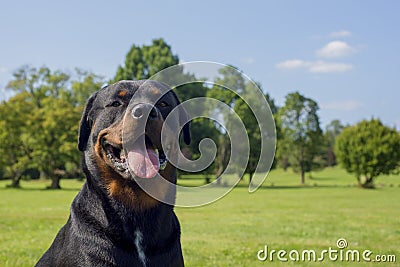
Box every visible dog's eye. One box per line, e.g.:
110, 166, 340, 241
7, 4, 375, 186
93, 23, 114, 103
108, 101, 122, 107
158, 101, 169, 108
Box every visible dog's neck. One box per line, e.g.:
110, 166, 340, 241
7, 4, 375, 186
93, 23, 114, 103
73, 178, 178, 246
77, 154, 179, 247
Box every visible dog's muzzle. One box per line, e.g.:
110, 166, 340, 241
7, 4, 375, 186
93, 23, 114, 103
123, 103, 169, 179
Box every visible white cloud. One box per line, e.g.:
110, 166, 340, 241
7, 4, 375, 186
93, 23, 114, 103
276, 59, 305, 69
322, 100, 363, 111
329, 30, 352, 38
316, 41, 356, 58
308, 61, 353, 73
276, 59, 353, 73
277, 36, 356, 74
0, 67, 7, 73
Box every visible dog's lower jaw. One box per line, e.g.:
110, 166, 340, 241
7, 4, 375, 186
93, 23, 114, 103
102, 141, 170, 179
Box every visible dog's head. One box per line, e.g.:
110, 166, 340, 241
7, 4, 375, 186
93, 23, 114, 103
78, 80, 190, 209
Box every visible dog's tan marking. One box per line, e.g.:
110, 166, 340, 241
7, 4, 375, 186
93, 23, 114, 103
118, 90, 128, 97
151, 88, 161, 96
105, 178, 161, 211
94, 124, 170, 211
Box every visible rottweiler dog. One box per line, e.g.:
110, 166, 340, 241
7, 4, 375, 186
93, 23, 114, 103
36, 80, 190, 267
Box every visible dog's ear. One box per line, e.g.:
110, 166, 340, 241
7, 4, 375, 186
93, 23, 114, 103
78, 92, 98, 151
171, 91, 191, 145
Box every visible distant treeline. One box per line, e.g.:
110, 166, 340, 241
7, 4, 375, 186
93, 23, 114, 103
1, 38, 399, 189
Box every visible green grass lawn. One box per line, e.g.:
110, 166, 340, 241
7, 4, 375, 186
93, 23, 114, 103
0, 168, 399, 266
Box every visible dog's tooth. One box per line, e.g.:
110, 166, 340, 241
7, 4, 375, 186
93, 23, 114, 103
160, 160, 168, 170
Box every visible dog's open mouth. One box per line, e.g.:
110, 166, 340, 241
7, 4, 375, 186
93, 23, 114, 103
101, 135, 168, 179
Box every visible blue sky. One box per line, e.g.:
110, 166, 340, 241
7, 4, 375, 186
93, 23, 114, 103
1, 0, 399, 129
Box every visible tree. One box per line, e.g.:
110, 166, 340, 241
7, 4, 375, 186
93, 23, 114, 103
6, 65, 68, 108
207, 65, 276, 183
335, 119, 400, 188
70, 69, 104, 107
113, 39, 229, 182
207, 66, 245, 180
172, 79, 219, 182
234, 97, 260, 181
234, 83, 278, 182
323, 119, 344, 167
6, 66, 73, 188
0, 93, 35, 187
29, 96, 81, 189
184, 118, 220, 182
277, 92, 323, 184
4, 66, 104, 189
113, 38, 179, 81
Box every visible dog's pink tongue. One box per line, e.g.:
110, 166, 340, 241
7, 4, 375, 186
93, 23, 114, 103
127, 148, 160, 178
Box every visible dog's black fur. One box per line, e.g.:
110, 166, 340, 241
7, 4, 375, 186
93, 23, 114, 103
36, 80, 190, 267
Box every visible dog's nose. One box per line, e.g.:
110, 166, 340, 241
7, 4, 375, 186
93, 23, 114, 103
131, 103, 159, 120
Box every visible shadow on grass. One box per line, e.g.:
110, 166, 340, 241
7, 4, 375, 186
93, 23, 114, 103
0, 180, 84, 192
3, 179, 396, 192
233, 183, 359, 190
1, 186, 82, 191
308, 176, 336, 181
176, 180, 361, 190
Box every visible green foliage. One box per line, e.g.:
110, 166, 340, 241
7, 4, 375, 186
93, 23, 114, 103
113, 38, 179, 81
2, 66, 104, 188
234, 83, 277, 179
207, 66, 277, 180
70, 68, 104, 106
6, 65, 70, 108
323, 119, 345, 167
335, 118, 400, 187
28, 97, 82, 188
206, 66, 243, 178
182, 118, 221, 177
277, 92, 323, 183
4, 39, 397, 193
174, 82, 218, 178
0, 93, 36, 187
110, 42, 281, 182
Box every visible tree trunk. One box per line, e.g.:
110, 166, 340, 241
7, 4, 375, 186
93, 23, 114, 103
301, 170, 305, 185
48, 175, 61, 189
10, 177, 21, 188
215, 136, 229, 186
7, 174, 22, 188
362, 177, 375, 189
